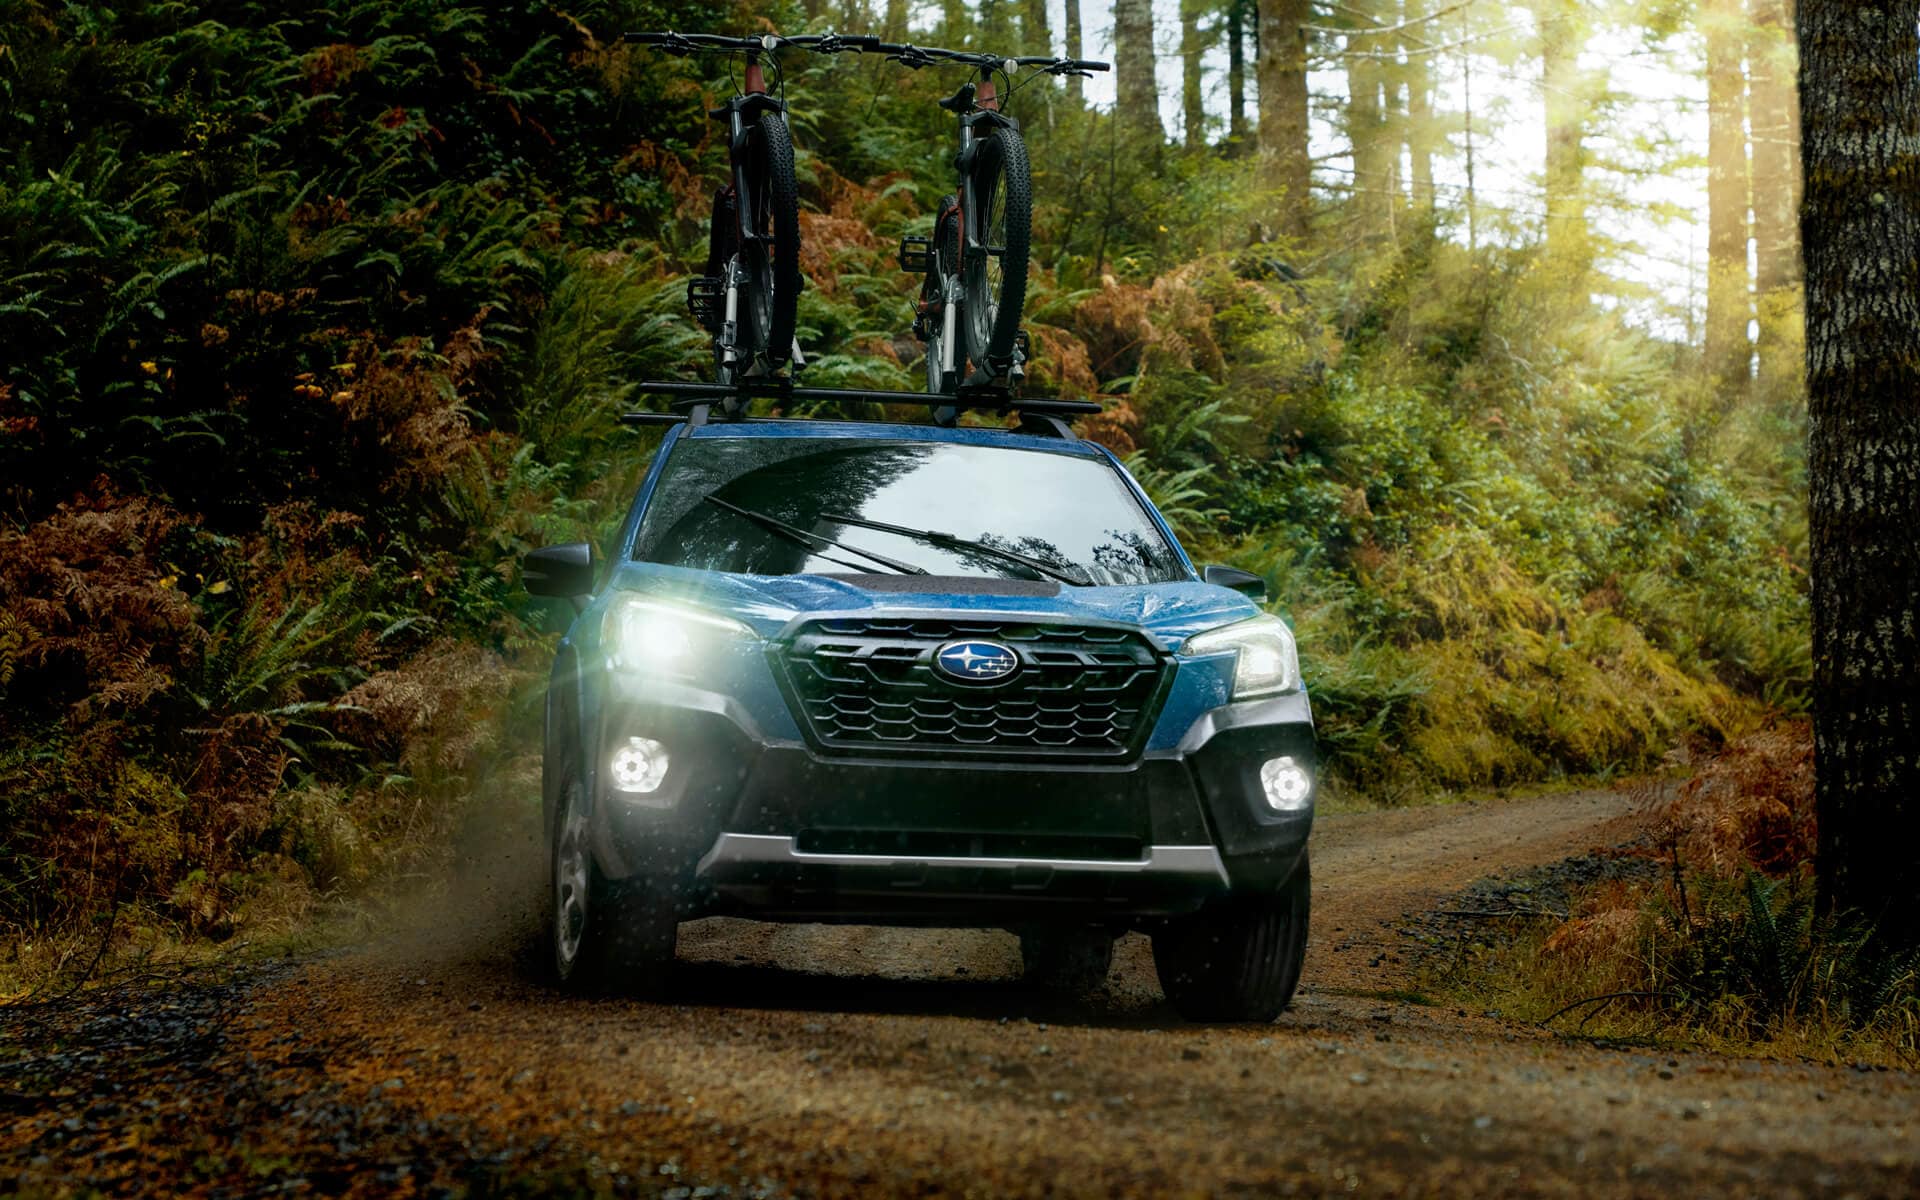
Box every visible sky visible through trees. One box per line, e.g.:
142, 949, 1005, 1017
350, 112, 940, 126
935, 0, 1777, 337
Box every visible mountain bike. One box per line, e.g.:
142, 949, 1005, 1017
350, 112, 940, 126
806, 40, 1107, 397
625, 31, 803, 387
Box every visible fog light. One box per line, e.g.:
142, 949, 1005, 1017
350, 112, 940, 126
1260, 755, 1312, 810
609, 737, 670, 794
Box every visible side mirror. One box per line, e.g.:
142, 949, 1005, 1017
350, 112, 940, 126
524, 542, 597, 605
1203, 564, 1268, 603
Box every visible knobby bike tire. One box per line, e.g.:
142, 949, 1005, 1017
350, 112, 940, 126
737, 110, 802, 373
961, 126, 1031, 373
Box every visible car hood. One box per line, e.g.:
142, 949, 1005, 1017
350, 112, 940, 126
605, 563, 1262, 648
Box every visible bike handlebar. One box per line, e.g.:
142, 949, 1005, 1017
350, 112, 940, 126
1012, 55, 1112, 73
623, 31, 787, 56
796, 35, 1110, 76
783, 33, 873, 52
626, 30, 1112, 77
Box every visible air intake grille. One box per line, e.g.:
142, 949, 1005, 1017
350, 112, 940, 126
777, 618, 1168, 760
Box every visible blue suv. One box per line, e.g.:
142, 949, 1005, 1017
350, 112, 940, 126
524, 413, 1317, 1022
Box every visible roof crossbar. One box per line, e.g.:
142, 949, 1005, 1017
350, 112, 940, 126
629, 379, 1098, 414
618, 379, 1102, 438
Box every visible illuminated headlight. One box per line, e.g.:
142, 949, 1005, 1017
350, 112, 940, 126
610, 736, 670, 794
1181, 613, 1301, 699
603, 597, 754, 675
1260, 755, 1313, 810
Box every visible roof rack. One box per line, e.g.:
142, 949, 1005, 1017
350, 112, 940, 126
619, 380, 1101, 440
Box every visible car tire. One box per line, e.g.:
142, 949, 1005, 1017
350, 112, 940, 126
550, 767, 677, 994
1152, 854, 1310, 1023
1019, 926, 1116, 993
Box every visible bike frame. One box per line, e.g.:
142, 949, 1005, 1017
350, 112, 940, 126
933, 71, 1020, 383
710, 60, 786, 375
809, 38, 1103, 391
627, 32, 799, 380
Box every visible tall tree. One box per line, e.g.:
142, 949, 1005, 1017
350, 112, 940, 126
1534, 0, 1592, 279
839, 0, 872, 34
1257, 0, 1312, 237
1114, 0, 1165, 144
1182, 0, 1208, 149
1228, 0, 1250, 151
943, 0, 969, 45
1344, 3, 1394, 230
1460, 7, 1479, 248
884, 0, 908, 41
979, 0, 1015, 49
1705, 0, 1752, 398
1023, 0, 1052, 55
1065, 0, 1085, 101
1802, 0, 1920, 935
1749, 0, 1801, 398
1403, 0, 1435, 215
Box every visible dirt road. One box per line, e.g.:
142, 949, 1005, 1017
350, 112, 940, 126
6, 790, 1917, 1197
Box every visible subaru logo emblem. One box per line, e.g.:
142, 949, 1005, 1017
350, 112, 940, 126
934, 639, 1019, 682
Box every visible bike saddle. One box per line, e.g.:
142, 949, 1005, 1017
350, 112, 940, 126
936, 83, 975, 113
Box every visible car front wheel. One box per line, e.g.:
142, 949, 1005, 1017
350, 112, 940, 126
1018, 926, 1116, 994
1152, 854, 1310, 1023
550, 768, 677, 993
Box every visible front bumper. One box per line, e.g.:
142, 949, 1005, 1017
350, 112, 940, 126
584, 676, 1316, 925
694, 834, 1230, 922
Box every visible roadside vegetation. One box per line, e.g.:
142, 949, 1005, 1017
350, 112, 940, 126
1, 0, 1808, 995
1423, 724, 1919, 1064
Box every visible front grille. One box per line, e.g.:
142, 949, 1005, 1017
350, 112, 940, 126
776, 618, 1168, 761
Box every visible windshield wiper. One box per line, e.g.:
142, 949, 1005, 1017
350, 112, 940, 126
703, 494, 929, 577
818, 512, 1089, 586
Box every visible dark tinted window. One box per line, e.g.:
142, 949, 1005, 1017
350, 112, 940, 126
631, 437, 1186, 586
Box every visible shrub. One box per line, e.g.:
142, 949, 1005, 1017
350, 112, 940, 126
1436, 727, 1917, 1062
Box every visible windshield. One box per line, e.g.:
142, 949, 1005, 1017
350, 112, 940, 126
630, 436, 1187, 586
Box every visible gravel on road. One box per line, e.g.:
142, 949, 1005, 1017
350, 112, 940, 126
4, 789, 1915, 1197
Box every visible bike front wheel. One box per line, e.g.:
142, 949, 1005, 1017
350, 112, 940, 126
736, 109, 801, 374
960, 126, 1032, 377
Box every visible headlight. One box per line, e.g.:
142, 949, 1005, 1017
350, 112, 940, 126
603, 597, 754, 675
1181, 613, 1301, 699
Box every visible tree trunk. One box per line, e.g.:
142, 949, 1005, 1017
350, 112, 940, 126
1228, 0, 1249, 151
1023, 0, 1052, 56
1801, 0, 1920, 937
1182, 0, 1207, 149
1254, 0, 1310, 237
1344, 4, 1393, 231
1535, 0, 1591, 279
943, 0, 968, 45
884, 0, 909, 41
979, 0, 1015, 50
1461, 11, 1477, 248
1114, 0, 1165, 145
1382, 36, 1404, 203
1705, 0, 1752, 400
1404, 0, 1434, 215
1750, 0, 1802, 400
1065, 0, 1085, 102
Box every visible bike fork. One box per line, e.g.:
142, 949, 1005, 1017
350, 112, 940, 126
941, 276, 959, 379
720, 260, 742, 374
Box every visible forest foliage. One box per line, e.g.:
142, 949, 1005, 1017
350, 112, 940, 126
0, 0, 1807, 948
